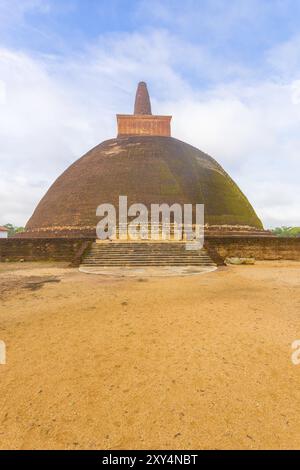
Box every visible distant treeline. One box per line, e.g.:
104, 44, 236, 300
271, 226, 300, 237
4, 224, 25, 237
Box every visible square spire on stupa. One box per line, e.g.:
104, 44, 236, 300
117, 82, 172, 137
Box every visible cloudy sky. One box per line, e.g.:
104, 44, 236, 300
0, 0, 300, 228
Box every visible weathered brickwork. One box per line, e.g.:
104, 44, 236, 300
0, 238, 94, 263
23, 136, 263, 237
0, 237, 299, 265
134, 82, 152, 115
22, 81, 264, 238
117, 115, 171, 137
205, 236, 300, 262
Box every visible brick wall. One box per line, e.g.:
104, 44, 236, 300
0, 238, 94, 263
205, 236, 300, 262
0, 237, 299, 265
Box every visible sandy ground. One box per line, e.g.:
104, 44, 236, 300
0, 260, 300, 450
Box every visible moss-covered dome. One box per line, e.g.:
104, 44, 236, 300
24, 135, 263, 237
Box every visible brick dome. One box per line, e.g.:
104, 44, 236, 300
24, 135, 263, 237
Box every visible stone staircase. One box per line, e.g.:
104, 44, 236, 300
80, 242, 217, 268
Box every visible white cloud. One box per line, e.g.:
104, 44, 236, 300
160, 77, 300, 227
267, 34, 300, 78
0, 78, 6, 104
0, 30, 299, 228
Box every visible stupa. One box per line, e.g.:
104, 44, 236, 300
22, 82, 263, 238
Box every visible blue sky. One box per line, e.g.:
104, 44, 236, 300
2, 1, 300, 61
1, 0, 300, 227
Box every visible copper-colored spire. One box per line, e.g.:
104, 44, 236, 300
134, 81, 152, 115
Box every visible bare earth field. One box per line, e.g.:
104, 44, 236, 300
0, 261, 300, 450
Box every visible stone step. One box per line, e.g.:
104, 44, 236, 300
82, 259, 215, 262
80, 263, 216, 268
84, 259, 213, 264
87, 249, 211, 253
85, 253, 210, 259
84, 253, 212, 258
80, 242, 216, 269
82, 260, 215, 263
81, 260, 216, 266
89, 250, 205, 253
91, 243, 202, 248
83, 257, 214, 262
89, 247, 204, 252
89, 246, 206, 250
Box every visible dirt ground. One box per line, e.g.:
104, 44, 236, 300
0, 260, 300, 450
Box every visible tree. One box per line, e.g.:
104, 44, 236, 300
4, 224, 25, 237
271, 226, 300, 237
